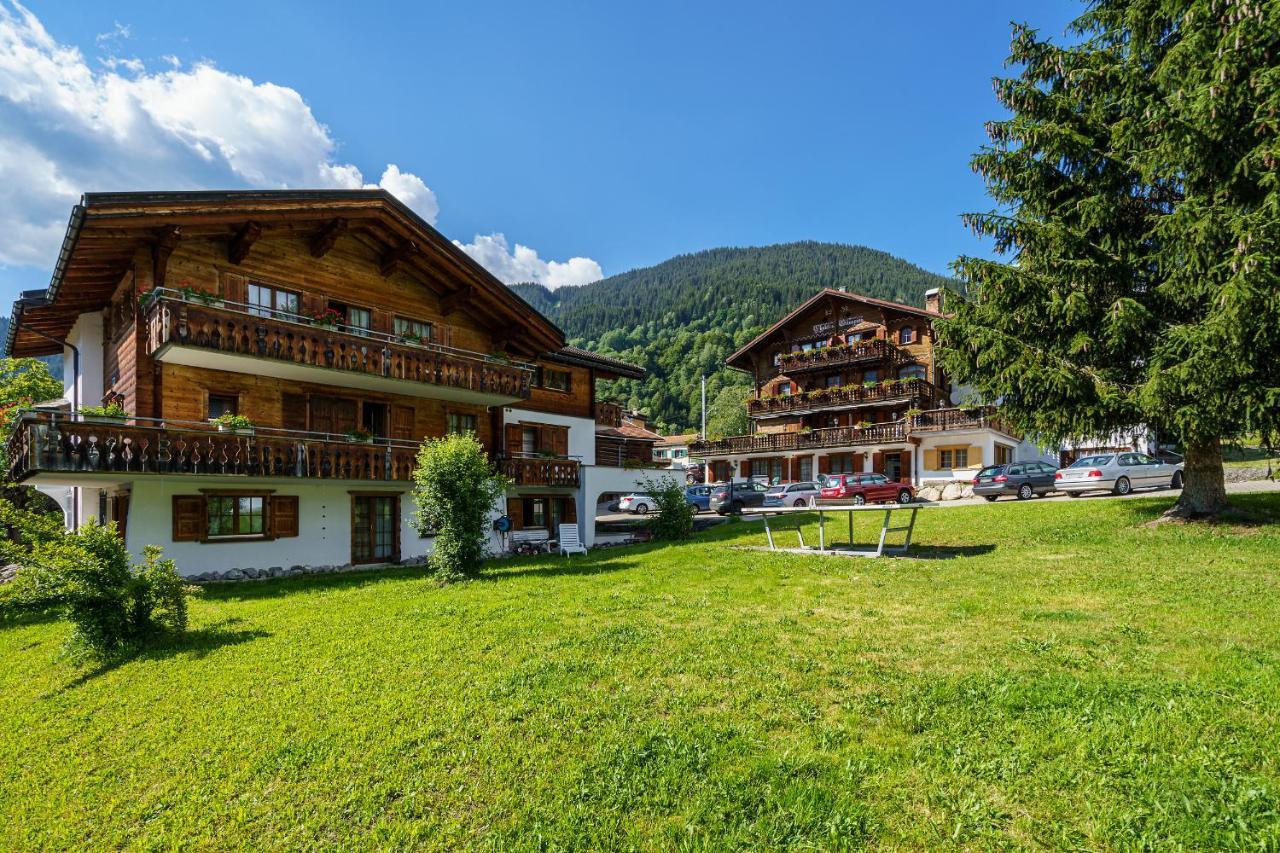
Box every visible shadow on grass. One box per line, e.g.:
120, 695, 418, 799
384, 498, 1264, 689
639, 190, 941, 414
480, 554, 644, 582
54, 617, 270, 693
198, 565, 428, 603
1113, 492, 1280, 528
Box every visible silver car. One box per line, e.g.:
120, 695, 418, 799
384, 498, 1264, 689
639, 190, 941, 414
763, 481, 821, 507
1054, 452, 1184, 496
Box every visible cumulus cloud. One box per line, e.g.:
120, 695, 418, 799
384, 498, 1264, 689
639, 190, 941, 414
453, 233, 603, 289
0, 1, 601, 292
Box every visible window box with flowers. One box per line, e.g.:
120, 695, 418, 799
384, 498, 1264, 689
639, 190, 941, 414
311, 308, 344, 329
80, 403, 129, 424
210, 412, 256, 435
345, 427, 376, 444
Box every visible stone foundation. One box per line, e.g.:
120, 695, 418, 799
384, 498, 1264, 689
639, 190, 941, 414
917, 481, 975, 502
188, 558, 426, 583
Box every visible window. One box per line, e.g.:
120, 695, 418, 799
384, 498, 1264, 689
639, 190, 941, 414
863, 369, 879, 383
207, 495, 265, 538
995, 444, 1013, 465
345, 306, 372, 335
828, 454, 856, 474
522, 426, 538, 455
777, 381, 793, 396
899, 326, 916, 345
527, 498, 546, 528
898, 364, 926, 381
447, 412, 477, 435
939, 448, 969, 470
394, 316, 433, 342
207, 393, 238, 419
541, 368, 571, 392
247, 283, 299, 319
825, 374, 842, 387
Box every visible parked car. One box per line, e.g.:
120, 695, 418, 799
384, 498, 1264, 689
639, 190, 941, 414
1054, 452, 1184, 496
817, 473, 915, 505
683, 463, 705, 485
763, 482, 821, 507
972, 461, 1059, 501
685, 485, 712, 512
617, 493, 655, 514
710, 481, 770, 515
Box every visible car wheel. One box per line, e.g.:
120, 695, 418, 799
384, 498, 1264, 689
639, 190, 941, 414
983, 495, 998, 502
1068, 491, 1084, 498
1171, 470, 1184, 489
1017, 483, 1033, 500
852, 494, 866, 506
1114, 477, 1131, 496
634, 503, 649, 515
897, 489, 912, 504
793, 498, 807, 508
686, 475, 696, 485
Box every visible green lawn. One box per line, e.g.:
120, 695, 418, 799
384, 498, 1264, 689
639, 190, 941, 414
3, 494, 1279, 849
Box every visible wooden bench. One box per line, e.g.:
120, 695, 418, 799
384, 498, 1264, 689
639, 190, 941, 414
509, 529, 554, 553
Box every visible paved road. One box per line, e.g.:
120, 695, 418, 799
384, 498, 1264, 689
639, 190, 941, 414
594, 480, 1279, 523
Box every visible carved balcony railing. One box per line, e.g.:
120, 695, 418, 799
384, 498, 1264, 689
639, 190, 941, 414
775, 338, 903, 374
501, 455, 581, 488
747, 378, 942, 417
143, 290, 535, 401
689, 407, 1020, 457
6, 410, 422, 483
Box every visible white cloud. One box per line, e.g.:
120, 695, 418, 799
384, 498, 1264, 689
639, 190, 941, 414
0, 1, 600, 292
453, 233, 603, 289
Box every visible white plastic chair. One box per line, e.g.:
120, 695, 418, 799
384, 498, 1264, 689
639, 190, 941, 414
558, 523, 587, 556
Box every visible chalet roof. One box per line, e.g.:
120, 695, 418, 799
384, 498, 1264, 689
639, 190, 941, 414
655, 432, 698, 447
595, 422, 662, 443
725, 288, 943, 371
5, 189, 566, 358
542, 345, 645, 380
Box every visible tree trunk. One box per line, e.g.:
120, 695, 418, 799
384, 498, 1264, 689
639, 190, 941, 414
1166, 438, 1229, 519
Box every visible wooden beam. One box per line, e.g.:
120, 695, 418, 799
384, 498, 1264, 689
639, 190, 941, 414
440, 286, 472, 317
228, 220, 262, 265
152, 225, 181, 289
379, 240, 416, 278
309, 217, 348, 258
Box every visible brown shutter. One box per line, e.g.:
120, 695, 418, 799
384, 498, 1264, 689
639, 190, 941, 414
967, 445, 983, 468
505, 423, 523, 454
282, 393, 308, 431
371, 309, 393, 334
818, 455, 830, 475
172, 495, 205, 542
301, 293, 326, 319
391, 405, 416, 441
222, 272, 248, 304
553, 426, 568, 457
562, 496, 577, 524
923, 449, 938, 470
506, 496, 524, 529
740, 459, 752, 478
270, 495, 299, 538
436, 324, 453, 348
872, 451, 884, 474
900, 450, 912, 481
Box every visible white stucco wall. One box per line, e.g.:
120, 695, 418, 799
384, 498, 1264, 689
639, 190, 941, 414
124, 478, 429, 576
915, 432, 1055, 482
63, 312, 105, 408
502, 408, 596, 460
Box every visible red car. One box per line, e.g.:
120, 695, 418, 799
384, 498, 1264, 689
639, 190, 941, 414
818, 473, 915, 505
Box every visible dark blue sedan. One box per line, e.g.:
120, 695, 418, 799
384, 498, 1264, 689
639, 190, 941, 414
685, 485, 712, 513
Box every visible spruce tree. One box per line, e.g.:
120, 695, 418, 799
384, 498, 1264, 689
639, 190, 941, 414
937, 0, 1279, 518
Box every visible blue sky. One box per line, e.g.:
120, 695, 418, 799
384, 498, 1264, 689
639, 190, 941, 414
1, 1, 1081, 305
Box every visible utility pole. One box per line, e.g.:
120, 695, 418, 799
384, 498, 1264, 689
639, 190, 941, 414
700, 374, 707, 439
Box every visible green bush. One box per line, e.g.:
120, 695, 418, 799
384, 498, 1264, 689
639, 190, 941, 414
639, 473, 694, 542
0, 497, 193, 660
411, 433, 509, 579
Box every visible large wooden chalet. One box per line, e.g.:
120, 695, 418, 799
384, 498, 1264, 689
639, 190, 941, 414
690, 288, 1041, 484
4, 190, 647, 573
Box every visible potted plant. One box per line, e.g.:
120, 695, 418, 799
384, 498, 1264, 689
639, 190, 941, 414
178, 283, 220, 306
854, 420, 872, 430
210, 412, 255, 435
80, 403, 129, 423
137, 288, 160, 309
311, 308, 343, 329
345, 426, 375, 444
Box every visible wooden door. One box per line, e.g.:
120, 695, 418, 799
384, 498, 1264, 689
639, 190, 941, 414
310, 396, 358, 437
352, 495, 399, 563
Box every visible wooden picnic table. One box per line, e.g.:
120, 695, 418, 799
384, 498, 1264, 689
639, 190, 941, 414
752, 502, 925, 557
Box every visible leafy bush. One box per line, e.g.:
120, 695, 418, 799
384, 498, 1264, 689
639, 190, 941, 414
0, 497, 193, 660
80, 402, 129, 419
639, 473, 694, 542
411, 433, 509, 579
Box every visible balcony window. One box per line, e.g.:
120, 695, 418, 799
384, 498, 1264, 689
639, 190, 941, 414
541, 368, 571, 392
394, 316, 433, 343
207, 394, 238, 419
447, 412, 477, 435
345, 307, 372, 336
207, 495, 265, 538
825, 374, 842, 387
898, 364, 926, 381
247, 283, 299, 320
863, 369, 879, 383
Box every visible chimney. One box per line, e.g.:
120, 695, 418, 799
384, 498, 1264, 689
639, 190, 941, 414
924, 288, 942, 313
624, 410, 647, 430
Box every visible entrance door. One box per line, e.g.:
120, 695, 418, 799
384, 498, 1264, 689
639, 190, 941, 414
884, 452, 902, 482
352, 495, 399, 563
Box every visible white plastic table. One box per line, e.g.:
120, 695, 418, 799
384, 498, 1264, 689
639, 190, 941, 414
753, 503, 923, 557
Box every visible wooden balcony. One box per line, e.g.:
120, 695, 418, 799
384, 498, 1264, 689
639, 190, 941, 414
775, 338, 902, 374
144, 290, 535, 405
689, 407, 1019, 457
748, 377, 943, 417
500, 455, 581, 488
7, 410, 421, 484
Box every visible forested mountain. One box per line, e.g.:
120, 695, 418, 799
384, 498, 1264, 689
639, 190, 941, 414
511, 242, 954, 434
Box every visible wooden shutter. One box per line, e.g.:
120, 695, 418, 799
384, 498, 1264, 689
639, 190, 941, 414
221, 272, 248, 304
436, 324, 453, 347
371, 309, 393, 334
900, 450, 912, 481
172, 495, 205, 542
310, 396, 358, 436
391, 405, 416, 441
550, 426, 568, 457
967, 445, 983, 468
270, 496, 299, 538
282, 393, 308, 431
505, 423, 523, 454
923, 449, 938, 470
506, 496, 524, 529
562, 496, 577, 523
818, 455, 830, 475
301, 293, 327, 318
872, 451, 884, 474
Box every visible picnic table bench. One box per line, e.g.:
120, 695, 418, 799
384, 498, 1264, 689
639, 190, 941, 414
752, 503, 925, 558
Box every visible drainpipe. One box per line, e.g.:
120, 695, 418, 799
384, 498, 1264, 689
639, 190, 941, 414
18, 323, 81, 528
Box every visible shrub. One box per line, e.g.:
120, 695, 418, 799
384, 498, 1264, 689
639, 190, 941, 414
0, 498, 193, 660
639, 473, 694, 542
411, 433, 509, 579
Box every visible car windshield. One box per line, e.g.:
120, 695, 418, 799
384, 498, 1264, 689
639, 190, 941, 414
1070, 455, 1113, 468
977, 466, 1002, 477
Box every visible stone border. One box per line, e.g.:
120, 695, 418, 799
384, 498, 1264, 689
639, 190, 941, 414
187, 558, 426, 583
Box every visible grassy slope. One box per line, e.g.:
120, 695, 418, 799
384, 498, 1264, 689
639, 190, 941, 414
2, 495, 1279, 849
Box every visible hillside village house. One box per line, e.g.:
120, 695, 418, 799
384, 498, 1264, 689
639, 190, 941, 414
689, 288, 1048, 485
3, 190, 648, 575
654, 433, 696, 470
